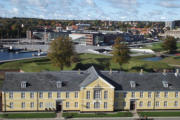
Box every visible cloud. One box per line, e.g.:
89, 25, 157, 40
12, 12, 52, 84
159, 0, 180, 8
12, 8, 19, 14
0, 0, 180, 21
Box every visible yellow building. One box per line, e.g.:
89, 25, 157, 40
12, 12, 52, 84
1, 67, 180, 112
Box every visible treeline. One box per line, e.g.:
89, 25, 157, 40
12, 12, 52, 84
0, 17, 165, 39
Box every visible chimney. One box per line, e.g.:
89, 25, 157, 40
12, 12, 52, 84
175, 69, 179, 77
163, 69, 167, 75
109, 68, 112, 75
140, 69, 143, 75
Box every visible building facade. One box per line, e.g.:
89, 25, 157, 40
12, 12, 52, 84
162, 30, 180, 39
1, 67, 180, 112
165, 21, 175, 30
69, 33, 104, 46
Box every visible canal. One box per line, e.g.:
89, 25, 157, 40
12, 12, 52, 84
0, 51, 40, 61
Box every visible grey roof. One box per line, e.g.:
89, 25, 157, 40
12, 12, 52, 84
2, 71, 89, 91
2, 66, 180, 91
80, 66, 113, 88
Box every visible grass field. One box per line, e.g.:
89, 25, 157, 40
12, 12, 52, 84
161, 56, 180, 65
144, 42, 180, 52
0, 112, 56, 119
0, 53, 173, 73
138, 112, 180, 117
63, 112, 132, 118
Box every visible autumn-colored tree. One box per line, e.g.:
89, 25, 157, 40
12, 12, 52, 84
162, 36, 177, 53
112, 37, 130, 70
48, 36, 77, 70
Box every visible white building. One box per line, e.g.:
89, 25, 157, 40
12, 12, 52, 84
165, 21, 175, 30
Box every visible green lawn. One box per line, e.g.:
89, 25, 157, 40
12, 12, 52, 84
63, 112, 132, 118
144, 42, 180, 52
0, 53, 173, 73
0, 112, 56, 119
138, 112, 180, 117
161, 56, 180, 65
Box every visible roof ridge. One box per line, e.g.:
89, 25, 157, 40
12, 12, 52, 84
86, 66, 99, 75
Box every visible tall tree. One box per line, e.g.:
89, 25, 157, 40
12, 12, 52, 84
112, 37, 130, 70
48, 36, 77, 70
162, 36, 177, 53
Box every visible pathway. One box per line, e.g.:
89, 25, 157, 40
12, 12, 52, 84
56, 112, 62, 119
131, 110, 139, 118
0, 56, 46, 63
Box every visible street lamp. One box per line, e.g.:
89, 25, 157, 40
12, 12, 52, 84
19, 24, 24, 45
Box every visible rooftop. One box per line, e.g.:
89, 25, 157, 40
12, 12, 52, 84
2, 66, 180, 91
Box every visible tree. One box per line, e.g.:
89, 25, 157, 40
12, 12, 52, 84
48, 36, 77, 70
162, 36, 177, 53
112, 37, 130, 70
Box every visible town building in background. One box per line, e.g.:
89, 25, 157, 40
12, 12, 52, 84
160, 29, 180, 39
165, 21, 175, 30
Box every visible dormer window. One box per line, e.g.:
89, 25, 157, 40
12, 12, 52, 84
162, 81, 169, 88
130, 81, 136, 88
57, 81, 62, 88
21, 81, 27, 88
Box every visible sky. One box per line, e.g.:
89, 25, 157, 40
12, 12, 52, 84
0, 0, 180, 21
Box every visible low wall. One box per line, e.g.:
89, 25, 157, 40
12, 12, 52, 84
4, 45, 49, 52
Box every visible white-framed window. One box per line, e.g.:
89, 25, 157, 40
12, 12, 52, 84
123, 92, 127, 98
147, 101, 151, 107
148, 92, 151, 98
21, 92, 25, 99
164, 101, 167, 107
30, 102, 34, 108
131, 92, 135, 98
156, 92, 160, 98
140, 92, 143, 98
86, 91, 90, 99
21, 102, 25, 109
30, 92, 34, 99
48, 92, 52, 98
94, 90, 101, 99
56, 81, 62, 88
94, 102, 100, 109
155, 101, 159, 107
164, 92, 168, 98
10, 102, 13, 109
86, 102, 90, 109
9, 92, 13, 99
75, 102, 78, 108
75, 92, 78, 98
57, 92, 61, 98
104, 102, 107, 109
104, 91, 108, 99
39, 92, 43, 99
174, 101, 178, 107
175, 92, 178, 98
40, 102, 43, 108
21, 81, 27, 88
66, 102, 69, 108
123, 102, 126, 107
66, 92, 69, 98
139, 101, 143, 107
